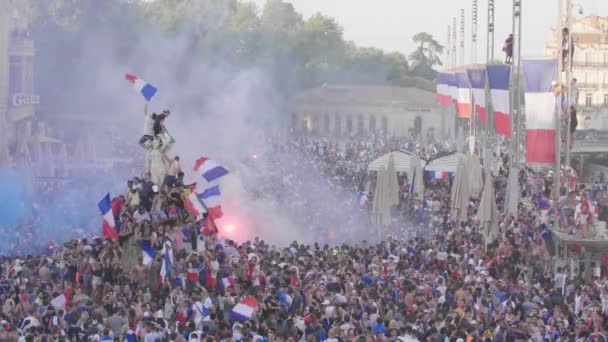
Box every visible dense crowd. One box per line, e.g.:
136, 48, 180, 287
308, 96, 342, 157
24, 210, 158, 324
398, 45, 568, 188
3, 130, 608, 342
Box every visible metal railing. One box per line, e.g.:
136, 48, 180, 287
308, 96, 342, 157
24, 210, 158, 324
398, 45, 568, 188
577, 82, 608, 89
573, 61, 608, 68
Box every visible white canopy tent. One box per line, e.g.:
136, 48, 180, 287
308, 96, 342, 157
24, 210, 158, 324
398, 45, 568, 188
367, 151, 427, 176
425, 153, 463, 174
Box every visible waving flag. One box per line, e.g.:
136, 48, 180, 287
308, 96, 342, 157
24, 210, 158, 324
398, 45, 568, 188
467, 68, 487, 123
456, 73, 472, 119
160, 239, 174, 284
140, 241, 156, 266
427, 171, 451, 180
523, 59, 558, 164
358, 191, 369, 208
230, 296, 258, 321
183, 186, 207, 221
487, 65, 511, 136
98, 194, 119, 240
194, 157, 229, 220
125, 73, 157, 101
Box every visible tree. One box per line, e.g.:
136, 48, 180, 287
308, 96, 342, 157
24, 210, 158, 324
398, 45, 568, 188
408, 32, 444, 79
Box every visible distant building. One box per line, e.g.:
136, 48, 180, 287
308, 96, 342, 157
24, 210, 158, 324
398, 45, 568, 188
544, 15, 608, 129
290, 84, 453, 140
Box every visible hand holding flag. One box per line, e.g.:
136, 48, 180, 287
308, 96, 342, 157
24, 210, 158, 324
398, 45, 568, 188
125, 73, 157, 101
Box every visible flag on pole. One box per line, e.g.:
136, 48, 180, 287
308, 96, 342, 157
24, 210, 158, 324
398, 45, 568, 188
446, 73, 458, 105
487, 65, 511, 136
436, 73, 451, 105
426, 171, 451, 180
193, 157, 229, 220
97, 194, 119, 240
467, 68, 487, 123
522, 58, 558, 164
455, 73, 472, 118
125, 73, 157, 101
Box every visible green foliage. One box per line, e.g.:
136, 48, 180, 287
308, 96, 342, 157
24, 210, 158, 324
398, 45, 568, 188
25, 0, 442, 99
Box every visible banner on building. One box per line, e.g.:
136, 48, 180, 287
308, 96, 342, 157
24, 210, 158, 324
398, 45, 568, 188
487, 65, 511, 136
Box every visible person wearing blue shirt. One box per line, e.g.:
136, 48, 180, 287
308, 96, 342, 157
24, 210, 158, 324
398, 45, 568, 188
371, 317, 386, 335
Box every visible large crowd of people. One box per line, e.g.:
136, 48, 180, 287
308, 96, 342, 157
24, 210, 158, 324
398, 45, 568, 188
3, 125, 608, 342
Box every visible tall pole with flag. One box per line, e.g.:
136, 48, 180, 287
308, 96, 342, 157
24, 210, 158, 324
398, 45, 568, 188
460, 9, 465, 66
564, 0, 573, 167
554, 1, 564, 231
512, 0, 523, 165
453, 18, 458, 67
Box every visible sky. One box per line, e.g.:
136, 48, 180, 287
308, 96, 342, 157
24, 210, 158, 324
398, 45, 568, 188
252, 0, 608, 69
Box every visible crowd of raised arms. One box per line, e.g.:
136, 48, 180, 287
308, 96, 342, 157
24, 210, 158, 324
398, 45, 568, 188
2, 125, 608, 342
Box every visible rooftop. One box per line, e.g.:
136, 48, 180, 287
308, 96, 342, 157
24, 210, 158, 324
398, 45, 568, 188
291, 84, 438, 107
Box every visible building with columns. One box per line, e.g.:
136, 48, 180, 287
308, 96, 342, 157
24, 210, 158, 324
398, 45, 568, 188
290, 84, 452, 140
544, 15, 608, 130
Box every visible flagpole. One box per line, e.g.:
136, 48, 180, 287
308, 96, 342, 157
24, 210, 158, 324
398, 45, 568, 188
513, 0, 523, 165
554, 0, 563, 232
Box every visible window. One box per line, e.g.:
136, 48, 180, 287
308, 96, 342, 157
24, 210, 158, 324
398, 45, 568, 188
334, 114, 341, 137
346, 115, 353, 133
586, 94, 593, 107
357, 115, 364, 135
604, 94, 608, 107
369, 116, 376, 132
381, 116, 388, 132
9, 56, 22, 95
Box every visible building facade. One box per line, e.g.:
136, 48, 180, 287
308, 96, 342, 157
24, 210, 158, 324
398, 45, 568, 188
544, 15, 608, 129
290, 84, 453, 140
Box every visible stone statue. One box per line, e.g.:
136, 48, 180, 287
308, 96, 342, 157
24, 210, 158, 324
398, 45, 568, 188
146, 137, 170, 187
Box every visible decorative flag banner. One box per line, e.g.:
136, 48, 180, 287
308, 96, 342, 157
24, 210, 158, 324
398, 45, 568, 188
183, 186, 207, 221
160, 239, 174, 284
50, 294, 67, 311
125, 73, 157, 101
193, 157, 229, 220
446, 73, 458, 105
467, 68, 487, 123
230, 296, 258, 321
487, 65, 511, 136
436, 73, 451, 105
426, 171, 451, 180
522, 58, 558, 164
97, 194, 119, 240
455, 73, 472, 118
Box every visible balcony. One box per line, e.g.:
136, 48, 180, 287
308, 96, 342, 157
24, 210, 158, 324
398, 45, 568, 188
573, 61, 608, 68
577, 82, 608, 89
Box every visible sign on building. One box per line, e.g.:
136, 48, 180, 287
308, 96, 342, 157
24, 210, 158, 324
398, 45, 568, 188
11, 93, 40, 107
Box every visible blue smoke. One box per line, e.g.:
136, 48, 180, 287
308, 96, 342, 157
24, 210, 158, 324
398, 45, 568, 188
0, 169, 118, 256
0, 169, 33, 227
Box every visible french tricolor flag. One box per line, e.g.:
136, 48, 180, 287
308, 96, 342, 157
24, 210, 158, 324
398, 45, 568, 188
97, 194, 119, 240
522, 58, 558, 164
455, 72, 472, 119
125, 73, 157, 101
487, 65, 511, 136
160, 239, 174, 284
467, 68, 486, 124
183, 185, 207, 221
222, 276, 236, 289
427, 171, 450, 180
229, 296, 258, 321
446, 73, 458, 104
140, 241, 156, 266
194, 157, 229, 220
436, 73, 451, 105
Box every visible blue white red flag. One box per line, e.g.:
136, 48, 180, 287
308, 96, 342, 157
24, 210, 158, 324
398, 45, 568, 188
522, 59, 558, 164
455, 72, 472, 119
160, 238, 174, 284
97, 194, 118, 240
194, 157, 229, 220
436, 73, 452, 105
487, 65, 511, 136
230, 296, 258, 321
426, 171, 451, 180
125, 73, 157, 101
467, 68, 487, 123
140, 241, 156, 266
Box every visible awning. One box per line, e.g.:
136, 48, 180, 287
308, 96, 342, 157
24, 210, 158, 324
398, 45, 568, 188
426, 153, 463, 173
367, 151, 426, 173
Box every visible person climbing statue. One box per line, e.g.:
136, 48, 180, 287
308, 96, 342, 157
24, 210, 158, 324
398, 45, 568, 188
139, 104, 155, 150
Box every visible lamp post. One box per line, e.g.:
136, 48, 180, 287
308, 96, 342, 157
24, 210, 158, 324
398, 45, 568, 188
487, 0, 495, 63
512, 0, 523, 165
